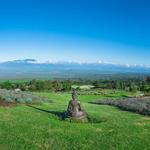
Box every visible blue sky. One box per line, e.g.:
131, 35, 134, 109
0, 0, 150, 65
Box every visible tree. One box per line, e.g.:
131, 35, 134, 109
1, 81, 13, 90
146, 77, 150, 83
92, 81, 99, 88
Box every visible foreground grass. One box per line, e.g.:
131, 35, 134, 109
0, 91, 150, 150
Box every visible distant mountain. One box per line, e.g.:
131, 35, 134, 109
6, 59, 37, 64
0, 59, 150, 79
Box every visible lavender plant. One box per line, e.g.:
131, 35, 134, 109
0, 89, 50, 104
93, 97, 150, 115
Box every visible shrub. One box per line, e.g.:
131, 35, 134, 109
93, 97, 150, 116
0, 89, 51, 104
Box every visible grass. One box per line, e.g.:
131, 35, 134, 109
0, 90, 150, 150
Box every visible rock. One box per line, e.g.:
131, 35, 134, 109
15, 89, 21, 92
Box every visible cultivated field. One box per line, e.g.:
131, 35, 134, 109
0, 90, 150, 150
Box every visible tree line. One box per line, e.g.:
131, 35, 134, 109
0, 77, 150, 93
0, 80, 74, 92
93, 77, 150, 93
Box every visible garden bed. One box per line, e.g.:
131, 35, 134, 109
92, 97, 150, 116
0, 89, 51, 105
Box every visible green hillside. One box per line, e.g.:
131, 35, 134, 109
0, 91, 149, 150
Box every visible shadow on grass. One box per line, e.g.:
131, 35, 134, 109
27, 105, 108, 124
27, 105, 65, 120
106, 95, 129, 98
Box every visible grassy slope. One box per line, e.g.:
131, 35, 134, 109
0, 91, 150, 150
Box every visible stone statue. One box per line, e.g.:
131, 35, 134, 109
66, 89, 87, 121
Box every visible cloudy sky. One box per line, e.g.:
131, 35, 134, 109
0, 0, 150, 65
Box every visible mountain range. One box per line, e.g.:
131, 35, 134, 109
0, 59, 150, 80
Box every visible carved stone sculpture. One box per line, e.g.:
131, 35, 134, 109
65, 89, 87, 122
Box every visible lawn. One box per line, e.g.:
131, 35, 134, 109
0, 91, 150, 150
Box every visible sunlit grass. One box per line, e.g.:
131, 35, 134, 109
0, 90, 149, 150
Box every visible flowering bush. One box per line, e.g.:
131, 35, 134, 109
0, 89, 50, 104
93, 97, 150, 116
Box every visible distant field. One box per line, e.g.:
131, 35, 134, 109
0, 90, 150, 150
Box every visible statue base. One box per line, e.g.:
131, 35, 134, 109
64, 111, 88, 123
65, 115, 88, 123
